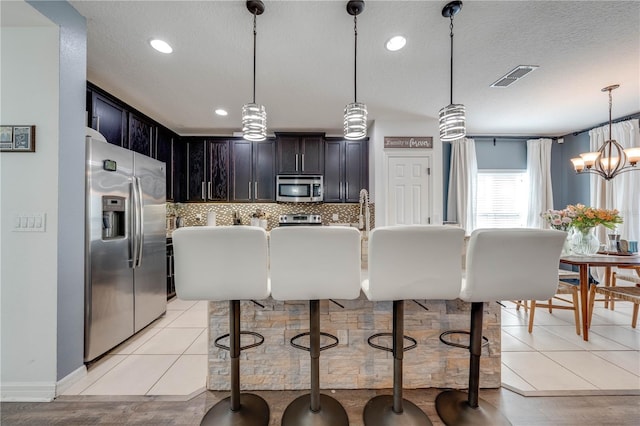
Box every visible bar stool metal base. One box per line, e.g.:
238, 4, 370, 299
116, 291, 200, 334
363, 395, 432, 426
435, 390, 511, 426
201, 393, 270, 426
281, 393, 349, 426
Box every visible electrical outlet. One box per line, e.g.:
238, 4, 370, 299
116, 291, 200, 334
195, 214, 202, 221
332, 213, 339, 221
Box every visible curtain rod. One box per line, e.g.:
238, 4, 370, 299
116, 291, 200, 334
571, 112, 640, 136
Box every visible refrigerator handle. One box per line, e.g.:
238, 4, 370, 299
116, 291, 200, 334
129, 180, 137, 268
134, 176, 144, 268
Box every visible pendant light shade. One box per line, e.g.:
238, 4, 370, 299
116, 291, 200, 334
439, 1, 466, 142
242, 0, 266, 141
242, 103, 267, 141
344, 102, 367, 140
344, 1, 367, 140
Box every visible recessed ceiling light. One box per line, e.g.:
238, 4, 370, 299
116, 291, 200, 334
149, 39, 173, 54
385, 35, 406, 51
215, 109, 228, 116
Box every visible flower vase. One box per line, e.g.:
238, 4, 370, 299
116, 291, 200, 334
571, 227, 600, 255
561, 230, 573, 256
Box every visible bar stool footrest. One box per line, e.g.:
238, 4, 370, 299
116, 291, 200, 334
367, 332, 418, 353
439, 330, 489, 350
214, 331, 265, 352
290, 331, 339, 352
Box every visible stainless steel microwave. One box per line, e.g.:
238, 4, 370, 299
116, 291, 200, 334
276, 175, 323, 203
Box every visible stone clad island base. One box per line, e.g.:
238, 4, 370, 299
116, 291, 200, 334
205, 294, 501, 391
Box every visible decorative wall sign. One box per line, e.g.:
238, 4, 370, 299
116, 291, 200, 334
384, 136, 433, 149
0, 125, 36, 152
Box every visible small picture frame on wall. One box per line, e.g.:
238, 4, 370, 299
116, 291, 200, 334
0, 125, 36, 152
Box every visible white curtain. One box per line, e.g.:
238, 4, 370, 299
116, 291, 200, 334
447, 138, 477, 234
589, 119, 639, 282
526, 138, 554, 228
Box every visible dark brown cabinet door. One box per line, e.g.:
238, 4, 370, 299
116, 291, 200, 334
254, 140, 275, 201
231, 139, 275, 202
128, 112, 153, 156
90, 92, 127, 147
207, 140, 229, 201
155, 127, 174, 200
323, 139, 368, 203
323, 140, 343, 202
172, 140, 186, 202
276, 135, 324, 174
299, 136, 324, 174
186, 139, 206, 202
344, 140, 366, 202
231, 140, 253, 202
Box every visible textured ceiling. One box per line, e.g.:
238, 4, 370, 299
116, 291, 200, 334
17, 1, 640, 137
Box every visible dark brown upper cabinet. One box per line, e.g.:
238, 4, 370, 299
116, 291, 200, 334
276, 133, 324, 175
184, 138, 230, 202
88, 90, 127, 147
231, 139, 275, 202
324, 138, 368, 203
128, 112, 153, 156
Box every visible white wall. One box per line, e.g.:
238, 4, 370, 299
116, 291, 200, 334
0, 26, 60, 400
369, 119, 443, 227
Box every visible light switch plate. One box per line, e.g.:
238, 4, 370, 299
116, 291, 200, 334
13, 213, 46, 232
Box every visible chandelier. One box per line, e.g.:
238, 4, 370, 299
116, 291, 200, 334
439, 1, 466, 142
242, 0, 267, 141
570, 84, 640, 180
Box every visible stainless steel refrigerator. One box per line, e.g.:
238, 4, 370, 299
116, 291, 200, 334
85, 136, 167, 362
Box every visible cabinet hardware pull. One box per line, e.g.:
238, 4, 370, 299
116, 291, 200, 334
249, 182, 252, 199
254, 182, 258, 199
201, 182, 206, 200
208, 182, 212, 200
96, 116, 100, 132
346, 182, 349, 198
295, 154, 299, 171
301, 154, 305, 171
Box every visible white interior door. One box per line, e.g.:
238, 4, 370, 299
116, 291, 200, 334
387, 155, 431, 225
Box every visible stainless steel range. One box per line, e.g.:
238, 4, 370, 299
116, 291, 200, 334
278, 213, 322, 226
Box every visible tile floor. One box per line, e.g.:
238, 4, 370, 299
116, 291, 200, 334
61, 297, 640, 398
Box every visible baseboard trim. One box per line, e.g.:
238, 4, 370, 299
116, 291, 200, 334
56, 365, 87, 396
0, 382, 56, 402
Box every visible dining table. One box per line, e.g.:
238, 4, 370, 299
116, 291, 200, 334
560, 253, 640, 341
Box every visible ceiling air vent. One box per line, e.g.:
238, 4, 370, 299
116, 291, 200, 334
490, 65, 539, 88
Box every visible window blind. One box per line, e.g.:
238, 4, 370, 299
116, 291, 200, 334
476, 170, 527, 228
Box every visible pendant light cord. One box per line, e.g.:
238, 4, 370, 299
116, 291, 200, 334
252, 11, 257, 104
608, 88, 613, 142
449, 15, 454, 105
354, 15, 358, 103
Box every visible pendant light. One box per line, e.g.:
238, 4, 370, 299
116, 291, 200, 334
570, 84, 640, 180
344, 0, 367, 140
242, 0, 267, 141
439, 1, 466, 142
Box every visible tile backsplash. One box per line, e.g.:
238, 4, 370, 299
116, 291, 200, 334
167, 202, 375, 231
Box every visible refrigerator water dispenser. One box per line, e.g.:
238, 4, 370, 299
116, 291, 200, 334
102, 196, 125, 239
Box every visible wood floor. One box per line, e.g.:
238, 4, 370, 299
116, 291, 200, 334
2, 388, 639, 425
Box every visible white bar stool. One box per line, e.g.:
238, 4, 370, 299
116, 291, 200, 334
173, 226, 270, 426
436, 228, 566, 426
270, 226, 362, 426
362, 225, 465, 426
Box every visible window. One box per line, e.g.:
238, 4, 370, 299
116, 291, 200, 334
475, 170, 528, 228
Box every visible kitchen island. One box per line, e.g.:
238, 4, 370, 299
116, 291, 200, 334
204, 288, 501, 391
